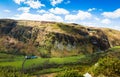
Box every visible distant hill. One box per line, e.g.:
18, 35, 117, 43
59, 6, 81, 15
0, 19, 120, 57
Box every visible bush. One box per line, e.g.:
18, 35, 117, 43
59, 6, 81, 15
37, 46, 51, 58
92, 57, 120, 77
0, 66, 29, 77
56, 70, 84, 77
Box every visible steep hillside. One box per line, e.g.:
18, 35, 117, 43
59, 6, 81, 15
0, 19, 120, 57
101, 28, 120, 47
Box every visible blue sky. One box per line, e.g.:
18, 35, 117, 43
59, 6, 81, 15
0, 0, 120, 30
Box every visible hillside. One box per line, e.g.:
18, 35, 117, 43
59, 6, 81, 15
0, 19, 120, 77
0, 19, 120, 57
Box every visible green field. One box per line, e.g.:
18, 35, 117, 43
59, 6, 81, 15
0, 51, 107, 76
0, 53, 86, 71
0, 46, 120, 77
0, 53, 89, 77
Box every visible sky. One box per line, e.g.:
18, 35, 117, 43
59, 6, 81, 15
0, 0, 120, 30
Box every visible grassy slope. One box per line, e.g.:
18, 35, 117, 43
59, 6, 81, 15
0, 46, 120, 76
0, 19, 120, 57
0, 53, 85, 69
101, 28, 120, 47
0, 19, 120, 76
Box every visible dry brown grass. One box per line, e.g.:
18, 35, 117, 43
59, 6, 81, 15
101, 28, 120, 47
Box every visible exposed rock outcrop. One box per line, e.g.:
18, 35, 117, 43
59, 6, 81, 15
0, 19, 120, 57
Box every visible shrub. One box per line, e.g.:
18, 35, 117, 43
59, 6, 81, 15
37, 46, 51, 58
0, 66, 29, 77
56, 70, 84, 77
92, 57, 120, 77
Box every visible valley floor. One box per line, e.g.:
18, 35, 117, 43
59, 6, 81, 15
0, 46, 120, 77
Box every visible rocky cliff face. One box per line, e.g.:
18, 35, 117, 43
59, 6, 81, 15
0, 19, 120, 57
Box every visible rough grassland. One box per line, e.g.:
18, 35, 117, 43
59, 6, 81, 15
0, 53, 85, 69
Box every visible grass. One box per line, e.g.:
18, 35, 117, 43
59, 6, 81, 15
1, 48, 120, 76
0, 53, 85, 70
0, 53, 88, 76
49, 55, 84, 64
109, 46, 120, 50
0, 53, 24, 62
31, 64, 90, 76
32, 68, 63, 75
2, 49, 120, 76
0, 60, 23, 69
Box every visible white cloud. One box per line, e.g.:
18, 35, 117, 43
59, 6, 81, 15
24, 0, 45, 9
17, 7, 30, 13
37, 10, 47, 13
65, 10, 92, 21
88, 8, 96, 12
42, 13, 63, 21
94, 17, 100, 21
50, 0, 63, 6
101, 19, 111, 24
13, 12, 63, 22
13, 0, 25, 4
49, 7, 69, 15
13, 0, 45, 9
102, 8, 120, 19
4, 10, 11, 13
81, 22, 96, 26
